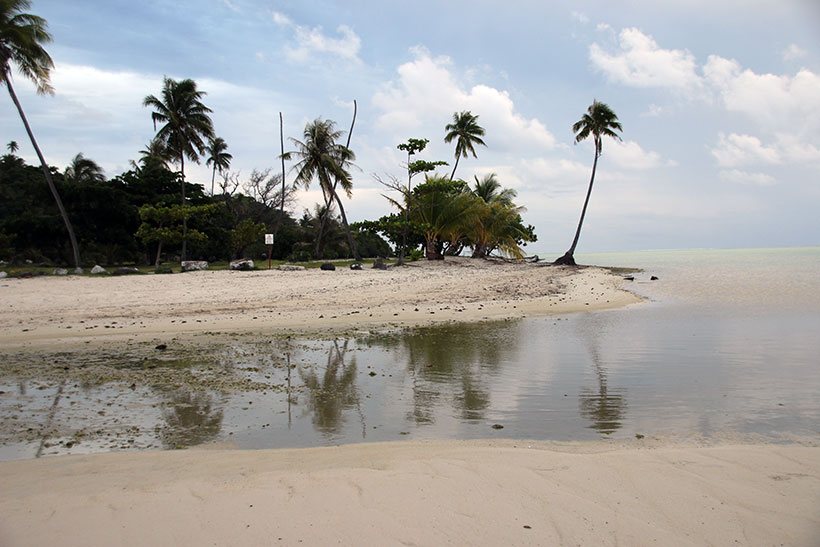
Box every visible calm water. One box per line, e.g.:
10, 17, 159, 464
1, 247, 818, 459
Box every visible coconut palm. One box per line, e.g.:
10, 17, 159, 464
469, 174, 530, 259
554, 100, 622, 266
472, 173, 517, 207
6, 140, 18, 154
290, 117, 360, 260
64, 153, 105, 185
143, 77, 214, 260
444, 111, 486, 181
205, 136, 231, 196
2, 0, 81, 270
410, 175, 482, 260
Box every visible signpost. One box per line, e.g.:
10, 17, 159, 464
265, 234, 274, 269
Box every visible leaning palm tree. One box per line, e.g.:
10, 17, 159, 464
444, 111, 486, 181
6, 140, 18, 154
554, 100, 622, 266
64, 153, 105, 185
2, 0, 81, 270
289, 117, 360, 260
143, 77, 214, 260
205, 136, 231, 196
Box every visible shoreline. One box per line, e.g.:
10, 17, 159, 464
0, 439, 817, 546
0, 258, 643, 351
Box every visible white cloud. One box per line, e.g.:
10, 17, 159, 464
782, 44, 807, 62
571, 11, 589, 24
270, 11, 361, 63
711, 133, 781, 167
372, 48, 555, 153
589, 28, 703, 93
774, 133, 820, 163
704, 56, 820, 132
607, 139, 671, 170
719, 169, 776, 186
641, 103, 664, 117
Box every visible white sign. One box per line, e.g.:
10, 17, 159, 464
265, 233, 274, 245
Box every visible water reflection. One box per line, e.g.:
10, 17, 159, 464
159, 389, 224, 449
576, 315, 627, 435
299, 340, 365, 437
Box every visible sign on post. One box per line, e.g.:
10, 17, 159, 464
265, 234, 274, 269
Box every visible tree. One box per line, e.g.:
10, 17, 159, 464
410, 175, 482, 260
143, 77, 214, 261
289, 116, 360, 260
444, 111, 486, 181
6, 140, 18, 154
64, 153, 105, 185
468, 174, 535, 259
2, 0, 81, 270
136, 203, 217, 267
205, 136, 232, 196
554, 100, 622, 266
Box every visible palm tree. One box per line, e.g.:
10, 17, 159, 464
472, 173, 517, 207
2, 0, 81, 271
143, 77, 214, 261
64, 153, 105, 185
469, 174, 529, 259
444, 111, 486, 181
554, 100, 622, 266
290, 117, 360, 260
411, 175, 482, 260
6, 140, 18, 154
205, 136, 231, 196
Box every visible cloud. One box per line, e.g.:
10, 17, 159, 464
607, 139, 672, 170
704, 56, 820, 132
372, 48, 555, 153
270, 11, 361, 63
589, 28, 703, 93
571, 11, 589, 24
719, 169, 776, 186
710, 133, 781, 167
782, 44, 807, 62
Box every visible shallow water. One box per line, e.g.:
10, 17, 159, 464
1, 247, 818, 459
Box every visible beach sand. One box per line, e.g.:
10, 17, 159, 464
2, 260, 818, 546
0, 440, 817, 546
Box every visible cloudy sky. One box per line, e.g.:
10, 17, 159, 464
3, 0, 819, 253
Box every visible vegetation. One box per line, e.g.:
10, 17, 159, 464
554, 100, 622, 266
444, 111, 486, 181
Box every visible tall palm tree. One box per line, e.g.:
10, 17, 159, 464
6, 140, 18, 154
64, 153, 105, 185
205, 136, 231, 196
2, 0, 81, 270
554, 100, 622, 266
143, 77, 214, 261
444, 110, 486, 181
290, 117, 360, 260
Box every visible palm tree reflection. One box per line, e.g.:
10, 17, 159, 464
159, 389, 224, 449
577, 318, 626, 435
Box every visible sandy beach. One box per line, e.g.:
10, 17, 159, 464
0, 259, 640, 349
1, 259, 818, 546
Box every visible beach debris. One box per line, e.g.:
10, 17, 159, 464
320, 263, 336, 271
623, 275, 634, 281
650, 275, 659, 281
349, 263, 363, 270
155, 344, 167, 351
278, 264, 305, 271
635, 433, 645, 439
491, 423, 504, 429
181, 260, 209, 272
230, 259, 255, 271
112, 267, 141, 276
90, 265, 108, 275
53, 268, 68, 276
368, 371, 377, 377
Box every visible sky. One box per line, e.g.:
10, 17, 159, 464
3, 0, 819, 253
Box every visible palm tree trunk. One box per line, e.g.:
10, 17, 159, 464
7, 79, 82, 271
210, 165, 216, 196
339, 100, 360, 260
555, 148, 599, 266
180, 154, 187, 261
449, 155, 461, 181
273, 112, 287, 239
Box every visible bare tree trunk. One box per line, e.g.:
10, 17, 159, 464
180, 154, 187, 262
554, 147, 599, 266
154, 240, 163, 267
272, 112, 287, 241
7, 79, 82, 271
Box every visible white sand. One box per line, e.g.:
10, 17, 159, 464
0, 259, 640, 348
0, 440, 817, 546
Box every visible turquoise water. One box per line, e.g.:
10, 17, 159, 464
1, 247, 818, 459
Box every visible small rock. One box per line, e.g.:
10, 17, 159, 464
650, 275, 659, 281
623, 275, 634, 281
181, 260, 209, 272
155, 344, 167, 351
368, 371, 377, 377
491, 424, 504, 430
90, 265, 108, 275
277, 264, 305, 271
0, 271, 7, 279
230, 259, 255, 271
635, 433, 645, 439
53, 268, 68, 276
320, 262, 336, 271
349, 263, 363, 270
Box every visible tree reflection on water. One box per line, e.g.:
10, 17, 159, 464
159, 389, 225, 449
577, 315, 626, 435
